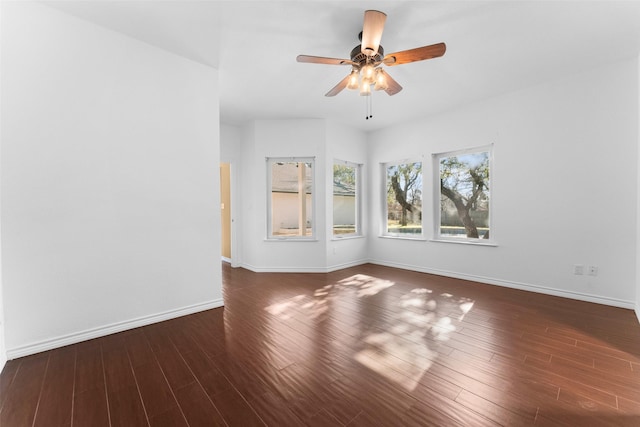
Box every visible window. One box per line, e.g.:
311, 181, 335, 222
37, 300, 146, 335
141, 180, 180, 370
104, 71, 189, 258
333, 161, 361, 237
435, 146, 491, 241
267, 158, 314, 239
384, 161, 423, 237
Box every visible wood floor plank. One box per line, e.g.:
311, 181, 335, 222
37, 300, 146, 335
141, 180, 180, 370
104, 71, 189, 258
179, 348, 235, 397
107, 384, 149, 427
132, 359, 179, 418
152, 344, 196, 391
304, 408, 344, 427
205, 385, 265, 426
0, 354, 49, 427
455, 389, 537, 425
102, 337, 137, 393
148, 405, 189, 427
173, 382, 225, 427
125, 331, 155, 368
0, 359, 20, 412
74, 340, 104, 394
73, 387, 110, 427
33, 346, 76, 427
1, 263, 640, 426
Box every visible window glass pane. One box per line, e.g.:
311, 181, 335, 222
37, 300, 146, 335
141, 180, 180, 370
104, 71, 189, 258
439, 151, 490, 239
270, 160, 313, 237
333, 163, 358, 236
386, 162, 422, 236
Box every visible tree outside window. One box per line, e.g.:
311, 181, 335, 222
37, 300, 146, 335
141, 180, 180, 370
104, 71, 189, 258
438, 148, 491, 240
385, 161, 423, 237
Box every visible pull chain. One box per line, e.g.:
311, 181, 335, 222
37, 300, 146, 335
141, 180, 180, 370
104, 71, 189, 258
365, 90, 373, 120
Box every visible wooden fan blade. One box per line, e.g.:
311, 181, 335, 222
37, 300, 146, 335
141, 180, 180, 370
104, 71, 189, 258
361, 10, 387, 56
325, 74, 352, 97
382, 71, 403, 96
383, 42, 446, 66
297, 55, 354, 66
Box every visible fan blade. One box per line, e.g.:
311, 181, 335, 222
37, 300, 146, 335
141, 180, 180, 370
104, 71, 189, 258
325, 74, 352, 97
382, 71, 403, 96
297, 55, 354, 66
383, 42, 446, 66
361, 10, 386, 56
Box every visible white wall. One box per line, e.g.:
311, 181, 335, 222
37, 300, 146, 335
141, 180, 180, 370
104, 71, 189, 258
637, 56, 640, 322
368, 57, 638, 308
229, 119, 369, 272
0, 0, 5, 372
221, 123, 242, 164
238, 119, 328, 271
1, 2, 222, 358
326, 121, 369, 270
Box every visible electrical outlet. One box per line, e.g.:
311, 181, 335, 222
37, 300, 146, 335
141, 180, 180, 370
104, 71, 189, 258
588, 266, 598, 276
574, 264, 584, 275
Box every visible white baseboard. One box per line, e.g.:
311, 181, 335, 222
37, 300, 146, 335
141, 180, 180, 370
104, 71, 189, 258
241, 263, 328, 273
326, 259, 369, 272
240, 258, 634, 309
369, 259, 635, 310
6, 299, 224, 360
241, 259, 368, 273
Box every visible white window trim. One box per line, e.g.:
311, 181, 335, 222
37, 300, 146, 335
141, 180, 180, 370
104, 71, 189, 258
332, 159, 362, 238
266, 157, 316, 241
381, 158, 425, 239
432, 144, 494, 245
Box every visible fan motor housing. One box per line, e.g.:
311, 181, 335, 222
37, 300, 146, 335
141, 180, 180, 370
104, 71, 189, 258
350, 44, 384, 67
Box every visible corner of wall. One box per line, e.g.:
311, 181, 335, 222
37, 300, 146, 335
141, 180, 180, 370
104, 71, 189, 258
0, 0, 7, 374
636, 54, 640, 324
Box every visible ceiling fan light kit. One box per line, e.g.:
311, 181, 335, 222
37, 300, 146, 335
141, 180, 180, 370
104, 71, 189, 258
296, 10, 446, 119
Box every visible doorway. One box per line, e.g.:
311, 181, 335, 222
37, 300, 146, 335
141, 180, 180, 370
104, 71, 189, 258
220, 162, 231, 262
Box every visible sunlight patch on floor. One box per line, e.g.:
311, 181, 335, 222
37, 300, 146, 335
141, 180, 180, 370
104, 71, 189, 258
264, 274, 396, 320
336, 274, 396, 297
262, 274, 475, 392
355, 288, 475, 391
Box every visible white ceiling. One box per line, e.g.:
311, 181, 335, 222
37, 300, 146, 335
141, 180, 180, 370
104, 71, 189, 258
43, 0, 640, 132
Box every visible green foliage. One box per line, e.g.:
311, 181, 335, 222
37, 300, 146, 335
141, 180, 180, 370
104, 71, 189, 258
440, 152, 489, 199
333, 164, 356, 186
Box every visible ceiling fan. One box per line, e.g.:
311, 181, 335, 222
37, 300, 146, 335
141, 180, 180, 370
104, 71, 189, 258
297, 10, 446, 98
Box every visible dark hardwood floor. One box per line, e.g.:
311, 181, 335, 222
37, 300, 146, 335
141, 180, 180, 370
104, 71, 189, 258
1, 263, 640, 426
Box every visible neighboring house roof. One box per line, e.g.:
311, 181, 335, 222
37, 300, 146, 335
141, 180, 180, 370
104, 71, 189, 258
333, 180, 355, 196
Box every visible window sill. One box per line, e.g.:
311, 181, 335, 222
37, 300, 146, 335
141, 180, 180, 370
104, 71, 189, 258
331, 234, 365, 241
430, 238, 497, 247
378, 235, 427, 242
265, 238, 319, 242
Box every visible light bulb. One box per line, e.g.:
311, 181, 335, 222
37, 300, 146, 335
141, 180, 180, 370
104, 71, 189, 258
374, 68, 388, 91
361, 64, 375, 84
359, 81, 371, 96
347, 70, 359, 90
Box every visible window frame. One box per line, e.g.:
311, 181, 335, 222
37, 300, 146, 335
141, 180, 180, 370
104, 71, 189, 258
266, 157, 316, 241
381, 158, 425, 239
433, 145, 494, 244
332, 159, 362, 239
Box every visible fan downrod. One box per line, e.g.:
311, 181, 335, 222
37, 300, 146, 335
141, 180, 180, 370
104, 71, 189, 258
351, 33, 384, 67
